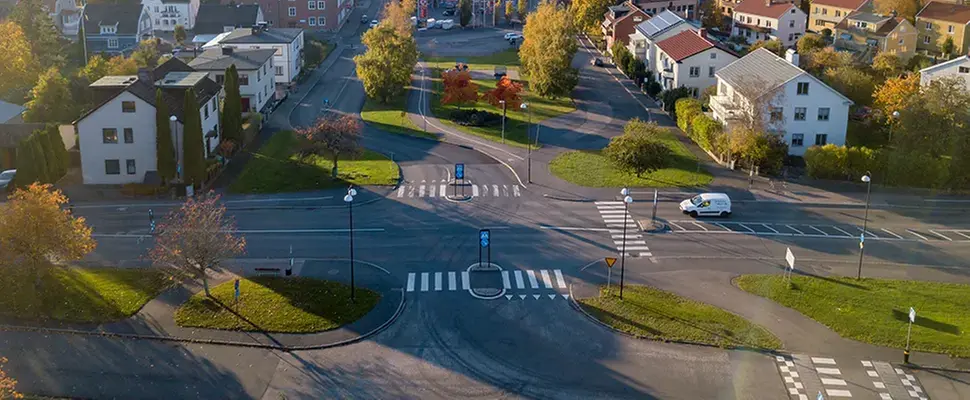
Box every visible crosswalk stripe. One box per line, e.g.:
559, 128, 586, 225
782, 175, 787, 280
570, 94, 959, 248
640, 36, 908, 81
611, 234, 640, 239
619, 246, 651, 251
429, 184, 436, 197
606, 223, 639, 227
419, 185, 426, 197
812, 357, 837, 365
461, 271, 470, 290
493, 184, 499, 196
514, 270, 525, 289
434, 272, 442, 291
554, 269, 567, 288
595, 201, 623, 205
603, 218, 630, 223
597, 206, 626, 210
513, 185, 521, 197
397, 186, 405, 198
817, 368, 842, 375
421, 272, 429, 292
527, 270, 539, 288
502, 270, 511, 289
820, 378, 847, 386
440, 184, 447, 197
599, 210, 627, 214
825, 389, 852, 397
408, 185, 415, 197
540, 270, 553, 288
503, 185, 509, 197
407, 273, 415, 292
471, 184, 479, 197
448, 271, 456, 290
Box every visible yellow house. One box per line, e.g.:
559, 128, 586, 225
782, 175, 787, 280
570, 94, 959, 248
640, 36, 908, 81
833, 11, 917, 61
809, 0, 872, 33
916, 1, 970, 55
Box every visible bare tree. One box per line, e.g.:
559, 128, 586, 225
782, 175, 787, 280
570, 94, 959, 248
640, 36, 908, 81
296, 114, 363, 178
150, 193, 246, 297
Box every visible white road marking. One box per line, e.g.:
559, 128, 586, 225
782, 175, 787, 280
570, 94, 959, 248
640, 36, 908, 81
471, 184, 479, 197
605, 223, 638, 227
493, 184, 500, 196
397, 186, 405, 198
616, 240, 647, 245
861, 361, 873, 367
554, 269, 567, 288
817, 368, 842, 375
812, 357, 837, 365
786, 224, 804, 234
868, 371, 879, 378
440, 184, 447, 197
408, 185, 415, 197
434, 272, 442, 291
712, 222, 729, 231
858, 227, 879, 238
620, 246, 651, 251
596, 205, 626, 210
595, 201, 623, 205
907, 229, 929, 240
761, 223, 779, 233
540, 226, 611, 232
429, 184, 436, 197
502, 270, 511, 289
832, 226, 853, 237
518, 294, 527, 300
737, 223, 756, 233
825, 389, 852, 397
503, 185, 509, 197
448, 271, 457, 291
513, 185, 521, 197
527, 270, 539, 288
420, 272, 429, 292
461, 271, 470, 290
880, 228, 904, 239
951, 230, 970, 239
540, 270, 553, 288
419, 185, 426, 197
668, 221, 687, 231
809, 225, 829, 235
406, 273, 415, 292
514, 270, 525, 289
599, 210, 627, 214
930, 229, 953, 241
690, 222, 709, 231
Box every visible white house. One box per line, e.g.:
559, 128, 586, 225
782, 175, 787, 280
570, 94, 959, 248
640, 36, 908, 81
731, 0, 807, 47
919, 55, 970, 90
142, 0, 201, 31
710, 48, 853, 156
189, 47, 277, 113
203, 25, 304, 89
627, 10, 697, 67
75, 59, 223, 185
654, 29, 739, 95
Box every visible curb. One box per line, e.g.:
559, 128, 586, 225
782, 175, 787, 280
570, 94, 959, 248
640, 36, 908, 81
901, 364, 970, 373
542, 193, 595, 202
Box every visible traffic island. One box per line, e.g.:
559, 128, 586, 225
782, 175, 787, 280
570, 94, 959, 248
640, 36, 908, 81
467, 262, 505, 300
444, 181, 473, 202
736, 274, 970, 358
576, 285, 781, 349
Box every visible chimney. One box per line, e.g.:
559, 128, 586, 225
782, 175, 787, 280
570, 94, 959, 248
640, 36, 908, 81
890, 9, 897, 17
251, 24, 260, 35
137, 68, 152, 83
785, 48, 800, 66
222, 46, 233, 56
765, 0, 771, 6
698, 28, 707, 39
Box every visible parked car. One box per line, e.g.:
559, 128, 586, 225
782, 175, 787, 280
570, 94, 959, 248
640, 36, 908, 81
504, 32, 523, 40
591, 57, 603, 67
369, 19, 379, 28
680, 193, 732, 218
361, 14, 368, 23
0, 169, 15, 190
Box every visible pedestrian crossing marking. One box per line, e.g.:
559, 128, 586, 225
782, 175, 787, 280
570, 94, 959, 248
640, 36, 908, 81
405, 269, 571, 293
595, 202, 651, 258
540, 270, 553, 288
472, 184, 479, 197
527, 270, 539, 288
419, 185, 425, 197
406, 273, 415, 292
514, 270, 525, 289
554, 269, 567, 288
394, 182, 522, 198
502, 270, 511, 289
434, 272, 442, 291
421, 272, 429, 291
461, 271, 470, 290
429, 184, 436, 197
448, 271, 457, 290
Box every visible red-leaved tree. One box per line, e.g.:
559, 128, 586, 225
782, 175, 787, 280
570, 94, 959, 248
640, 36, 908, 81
296, 115, 363, 178
441, 68, 479, 109
482, 75, 524, 109
0, 357, 22, 399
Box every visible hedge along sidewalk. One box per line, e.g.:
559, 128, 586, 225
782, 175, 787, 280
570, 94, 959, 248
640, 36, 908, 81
229, 130, 400, 194
361, 94, 439, 140
737, 274, 970, 358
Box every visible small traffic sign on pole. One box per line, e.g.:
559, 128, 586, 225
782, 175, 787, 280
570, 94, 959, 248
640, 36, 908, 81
817, 391, 824, 400
455, 163, 465, 180
909, 307, 916, 323
479, 229, 491, 266
604, 257, 617, 268
905, 307, 916, 363
604, 257, 617, 295
234, 279, 240, 305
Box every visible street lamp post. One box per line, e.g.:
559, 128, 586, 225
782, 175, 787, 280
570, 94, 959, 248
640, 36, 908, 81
521, 102, 533, 183
857, 172, 872, 279
619, 188, 633, 299
499, 100, 506, 144
889, 110, 900, 144
344, 187, 358, 301
169, 115, 181, 183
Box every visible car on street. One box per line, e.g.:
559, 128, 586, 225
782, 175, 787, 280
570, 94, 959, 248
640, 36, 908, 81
504, 32, 523, 40
369, 19, 379, 28
680, 193, 732, 217
0, 170, 15, 190
361, 14, 368, 23
591, 57, 603, 67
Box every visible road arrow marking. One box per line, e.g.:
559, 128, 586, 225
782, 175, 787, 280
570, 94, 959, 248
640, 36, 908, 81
519, 295, 527, 300
562, 294, 570, 300
548, 294, 557, 300
505, 295, 513, 300
532, 294, 540, 300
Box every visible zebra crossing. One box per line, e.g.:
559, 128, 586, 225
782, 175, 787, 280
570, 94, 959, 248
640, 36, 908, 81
395, 180, 522, 199
405, 269, 571, 300
595, 201, 651, 257
776, 354, 928, 400
669, 219, 970, 243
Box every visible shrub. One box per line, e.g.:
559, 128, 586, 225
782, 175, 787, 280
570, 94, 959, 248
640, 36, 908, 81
646, 81, 662, 98
691, 114, 722, 153
883, 151, 947, 188
121, 183, 166, 197
604, 131, 672, 177
449, 109, 502, 126
805, 144, 882, 181
659, 87, 693, 114
675, 98, 703, 132
760, 134, 789, 176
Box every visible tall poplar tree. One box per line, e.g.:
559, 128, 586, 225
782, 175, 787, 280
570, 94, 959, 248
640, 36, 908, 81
155, 89, 176, 183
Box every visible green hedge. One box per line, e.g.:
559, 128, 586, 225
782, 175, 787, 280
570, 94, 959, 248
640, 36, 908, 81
804, 144, 951, 188
674, 98, 702, 132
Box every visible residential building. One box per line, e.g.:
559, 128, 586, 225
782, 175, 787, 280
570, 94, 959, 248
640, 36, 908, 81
0, 100, 24, 124
919, 55, 970, 90
916, 1, 970, 56
189, 47, 277, 113
731, 0, 807, 47
194, 4, 264, 34
808, 0, 871, 33
142, 0, 200, 31
46, 0, 82, 37
203, 25, 304, 87
75, 58, 223, 185
710, 48, 853, 156
654, 29, 739, 95
219, 0, 351, 31
833, 11, 916, 62
602, 2, 650, 51
627, 10, 697, 63
82, 4, 154, 57
635, 0, 698, 19
0, 124, 47, 170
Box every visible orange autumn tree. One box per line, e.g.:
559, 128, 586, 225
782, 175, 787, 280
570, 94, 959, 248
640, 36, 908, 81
482, 75, 524, 109
441, 68, 479, 109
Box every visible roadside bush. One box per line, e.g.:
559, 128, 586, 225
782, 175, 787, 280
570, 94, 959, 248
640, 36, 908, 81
759, 134, 789, 176
659, 87, 693, 114
882, 151, 947, 188
604, 129, 672, 177
121, 183, 166, 197
690, 114, 722, 153
804, 144, 882, 181
674, 98, 703, 132
449, 109, 502, 127
646, 81, 662, 98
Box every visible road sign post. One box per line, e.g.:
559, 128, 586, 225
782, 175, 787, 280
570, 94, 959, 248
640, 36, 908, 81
479, 229, 490, 267
604, 257, 617, 296
651, 189, 659, 221
785, 247, 795, 283
455, 163, 465, 198
234, 279, 240, 307
905, 307, 915, 363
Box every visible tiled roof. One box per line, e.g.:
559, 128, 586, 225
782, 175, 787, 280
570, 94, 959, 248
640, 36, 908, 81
82, 3, 144, 35
733, 0, 797, 19
810, 0, 869, 10
656, 30, 715, 61
916, 1, 970, 24
716, 48, 852, 103
188, 48, 276, 71
634, 9, 685, 38
194, 4, 261, 35
219, 27, 302, 44
833, 13, 903, 37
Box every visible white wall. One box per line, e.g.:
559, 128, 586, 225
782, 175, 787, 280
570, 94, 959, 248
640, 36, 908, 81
143, 0, 199, 31
199, 91, 222, 155
776, 7, 807, 46
78, 92, 157, 185
921, 57, 970, 91
198, 58, 275, 113
667, 47, 738, 95
644, 24, 695, 70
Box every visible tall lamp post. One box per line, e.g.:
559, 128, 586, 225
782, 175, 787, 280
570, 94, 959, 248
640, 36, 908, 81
520, 102, 533, 183
169, 115, 181, 183
889, 110, 900, 144
857, 172, 872, 279
344, 186, 358, 301
619, 188, 633, 299
499, 99, 507, 144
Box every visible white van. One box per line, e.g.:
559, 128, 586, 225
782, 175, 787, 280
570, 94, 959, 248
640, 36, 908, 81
680, 193, 732, 217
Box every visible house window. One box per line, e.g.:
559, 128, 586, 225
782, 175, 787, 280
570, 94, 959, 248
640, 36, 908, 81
288, 7, 296, 16
960, 66, 970, 73
814, 6, 819, 14
126, 159, 136, 175
835, 10, 841, 17
816, 19, 824, 26
216, 74, 225, 84
105, 159, 120, 175
767, 21, 771, 28
923, 35, 931, 44
925, 22, 932, 30
797, 82, 809, 95
100, 25, 116, 34
689, 66, 700, 77
789, 33, 794, 41
815, 134, 828, 145
899, 38, 904, 45
239, 74, 249, 85
108, 38, 119, 49
789, 19, 795, 28
949, 25, 955, 34
818, 107, 830, 120
794, 107, 806, 121
319, 16, 326, 26
791, 133, 804, 147
204, 104, 209, 119
855, 21, 868, 28
710, 52, 717, 59
276, 66, 283, 75
308, 0, 315, 9
318, 0, 325, 8
122, 101, 136, 113
770, 107, 784, 122
309, 16, 316, 26
822, 8, 827, 15
123, 128, 133, 143
102, 128, 118, 143
709, 66, 715, 77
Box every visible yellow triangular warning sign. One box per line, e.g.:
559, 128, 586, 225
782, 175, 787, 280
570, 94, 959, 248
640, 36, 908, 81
604, 257, 617, 268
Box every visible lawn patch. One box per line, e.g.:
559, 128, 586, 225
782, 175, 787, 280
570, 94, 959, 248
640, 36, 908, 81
361, 95, 438, 140
736, 274, 970, 357
230, 131, 399, 193
424, 48, 521, 70
175, 277, 380, 333
0, 267, 171, 323
578, 285, 781, 349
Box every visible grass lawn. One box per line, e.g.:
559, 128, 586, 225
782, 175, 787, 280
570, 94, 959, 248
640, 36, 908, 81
429, 67, 575, 148
230, 130, 399, 194
175, 277, 381, 333
736, 274, 970, 357
360, 95, 438, 140
424, 48, 522, 71
548, 129, 713, 188
578, 285, 781, 349
0, 266, 171, 323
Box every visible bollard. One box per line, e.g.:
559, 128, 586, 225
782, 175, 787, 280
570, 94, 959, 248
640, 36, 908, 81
903, 350, 910, 364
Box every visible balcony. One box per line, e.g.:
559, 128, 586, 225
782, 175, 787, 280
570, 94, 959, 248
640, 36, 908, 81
709, 95, 744, 121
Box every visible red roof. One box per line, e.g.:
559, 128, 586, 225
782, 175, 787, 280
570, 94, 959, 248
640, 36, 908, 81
655, 30, 717, 62
733, 0, 797, 19
810, 0, 869, 10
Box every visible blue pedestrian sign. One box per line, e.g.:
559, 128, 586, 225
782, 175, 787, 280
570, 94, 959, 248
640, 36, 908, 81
455, 163, 465, 180
234, 279, 240, 301
480, 229, 489, 248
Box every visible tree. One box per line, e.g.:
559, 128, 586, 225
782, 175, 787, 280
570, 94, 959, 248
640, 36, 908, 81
106, 55, 138, 75
355, 24, 418, 103
9, 0, 63, 69
174, 24, 187, 45
0, 183, 95, 292
749, 39, 785, 56
729, 126, 770, 171
296, 115, 363, 177
823, 66, 876, 106
796, 33, 827, 55
441, 68, 480, 108
604, 120, 673, 177
459, 0, 473, 27
659, 86, 693, 114
494, 1, 504, 25
23, 68, 76, 124
570, 0, 615, 33
30, 135, 52, 184
182, 90, 206, 187
0, 22, 39, 101
13, 139, 37, 187
0, 357, 22, 399
675, 97, 703, 132
872, 52, 904, 78
41, 126, 68, 179
483, 75, 524, 108
383, 0, 418, 36
519, 2, 578, 98
701, 0, 724, 29
941, 36, 956, 59
517, 0, 529, 21
506, 0, 515, 24
803, 47, 853, 75
155, 89, 177, 183
906, 54, 933, 72
150, 193, 245, 297
132, 38, 163, 68
77, 54, 110, 83
221, 65, 243, 144
874, 0, 920, 23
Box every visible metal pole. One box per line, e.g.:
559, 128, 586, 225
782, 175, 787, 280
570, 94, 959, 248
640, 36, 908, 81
527, 107, 533, 183
651, 189, 658, 221
501, 101, 506, 144
619, 201, 628, 299
349, 199, 356, 301
606, 267, 611, 296
904, 318, 912, 363
857, 177, 871, 279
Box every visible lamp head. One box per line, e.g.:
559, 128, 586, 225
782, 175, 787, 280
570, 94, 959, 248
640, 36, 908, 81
343, 194, 354, 202
892, 111, 900, 118
169, 115, 177, 122
348, 188, 358, 197
621, 187, 629, 196
624, 196, 633, 204
861, 174, 871, 183
520, 103, 528, 109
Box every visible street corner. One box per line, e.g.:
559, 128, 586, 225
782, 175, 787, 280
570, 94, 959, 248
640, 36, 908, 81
570, 258, 617, 300
299, 258, 402, 296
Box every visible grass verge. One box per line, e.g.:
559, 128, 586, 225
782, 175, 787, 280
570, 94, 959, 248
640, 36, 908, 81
0, 266, 171, 323
548, 129, 713, 188
737, 274, 970, 357
424, 48, 521, 70
175, 277, 381, 333
578, 285, 781, 349
230, 130, 399, 194
361, 95, 438, 140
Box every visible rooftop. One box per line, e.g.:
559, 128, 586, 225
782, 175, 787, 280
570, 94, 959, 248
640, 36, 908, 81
155, 72, 211, 88
655, 30, 734, 61
634, 9, 686, 38
82, 3, 144, 35
733, 0, 798, 19
90, 75, 139, 87
188, 47, 277, 71
809, 0, 869, 10
217, 26, 303, 45
916, 1, 970, 24
194, 4, 262, 35
716, 48, 852, 103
